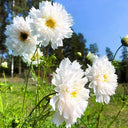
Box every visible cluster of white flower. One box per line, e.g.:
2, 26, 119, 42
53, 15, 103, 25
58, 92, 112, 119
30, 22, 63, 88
5, 1, 73, 65
4, 1, 118, 128
50, 58, 89, 127
50, 56, 118, 127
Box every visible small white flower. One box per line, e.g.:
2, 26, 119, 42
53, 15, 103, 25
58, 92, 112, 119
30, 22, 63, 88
29, 1, 73, 49
85, 56, 118, 104
5, 16, 38, 56
22, 48, 43, 65
50, 58, 89, 128
86, 52, 98, 62
1, 62, 8, 68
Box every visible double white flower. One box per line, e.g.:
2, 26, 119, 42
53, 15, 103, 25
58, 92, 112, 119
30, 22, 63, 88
50, 58, 89, 128
85, 56, 118, 104
5, 16, 38, 56
22, 48, 43, 66
29, 1, 73, 49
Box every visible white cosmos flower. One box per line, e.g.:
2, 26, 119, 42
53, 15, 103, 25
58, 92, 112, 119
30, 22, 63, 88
5, 16, 38, 56
22, 48, 43, 65
29, 1, 73, 49
50, 58, 89, 128
85, 56, 118, 104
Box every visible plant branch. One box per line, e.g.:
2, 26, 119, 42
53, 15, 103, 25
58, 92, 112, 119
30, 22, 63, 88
107, 103, 125, 128
112, 45, 123, 61
21, 92, 55, 128
29, 92, 55, 117
22, 44, 40, 113
96, 104, 104, 128
107, 84, 126, 127
32, 99, 50, 127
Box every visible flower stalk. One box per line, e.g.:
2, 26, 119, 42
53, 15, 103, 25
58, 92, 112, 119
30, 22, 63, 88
22, 44, 40, 112
112, 45, 123, 61
21, 92, 55, 128
96, 104, 104, 128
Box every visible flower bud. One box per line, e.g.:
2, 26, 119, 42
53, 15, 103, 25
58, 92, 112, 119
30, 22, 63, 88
15, 119, 19, 124
51, 55, 56, 60
121, 35, 128, 47
86, 52, 98, 62
1, 62, 8, 68
77, 52, 82, 57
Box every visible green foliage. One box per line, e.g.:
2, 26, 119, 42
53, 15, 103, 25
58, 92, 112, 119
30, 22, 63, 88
112, 60, 121, 69
63, 32, 88, 62
1, 1, 128, 128
0, 79, 128, 128
40, 32, 89, 68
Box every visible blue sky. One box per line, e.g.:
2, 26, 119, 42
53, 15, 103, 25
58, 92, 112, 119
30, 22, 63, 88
56, 0, 128, 60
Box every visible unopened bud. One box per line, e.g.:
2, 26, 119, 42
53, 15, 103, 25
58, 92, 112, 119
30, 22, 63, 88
1, 62, 8, 68
121, 35, 128, 47
77, 52, 82, 57
86, 52, 98, 62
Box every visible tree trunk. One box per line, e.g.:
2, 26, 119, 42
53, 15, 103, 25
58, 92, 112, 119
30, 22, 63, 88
11, 55, 14, 78
19, 57, 21, 77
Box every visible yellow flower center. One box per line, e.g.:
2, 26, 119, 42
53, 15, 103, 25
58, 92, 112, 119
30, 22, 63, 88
31, 52, 38, 61
20, 32, 29, 42
34, 53, 38, 59
45, 19, 56, 29
70, 91, 77, 98
96, 74, 108, 82
103, 74, 107, 82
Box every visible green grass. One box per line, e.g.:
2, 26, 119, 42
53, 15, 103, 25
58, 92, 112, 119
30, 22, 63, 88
0, 78, 128, 128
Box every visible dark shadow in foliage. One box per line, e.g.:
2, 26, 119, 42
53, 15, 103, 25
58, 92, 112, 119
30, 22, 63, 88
115, 46, 128, 83
47, 32, 89, 69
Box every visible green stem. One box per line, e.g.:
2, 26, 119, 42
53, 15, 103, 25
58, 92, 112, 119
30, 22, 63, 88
22, 45, 40, 113
32, 99, 50, 127
37, 53, 40, 103
0, 94, 3, 113
96, 104, 104, 128
29, 92, 55, 117
108, 84, 126, 127
3, 71, 7, 127
37, 56, 41, 126
112, 45, 123, 61
21, 92, 55, 128
42, 66, 46, 87
107, 103, 125, 128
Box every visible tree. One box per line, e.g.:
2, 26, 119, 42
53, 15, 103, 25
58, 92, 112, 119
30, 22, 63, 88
89, 43, 99, 55
63, 32, 87, 61
1, 0, 54, 51
0, 0, 8, 54
119, 46, 128, 83
1, 0, 53, 77
46, 32, 88, 68
120, 46, 128, 62
105, 47, 113, 61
